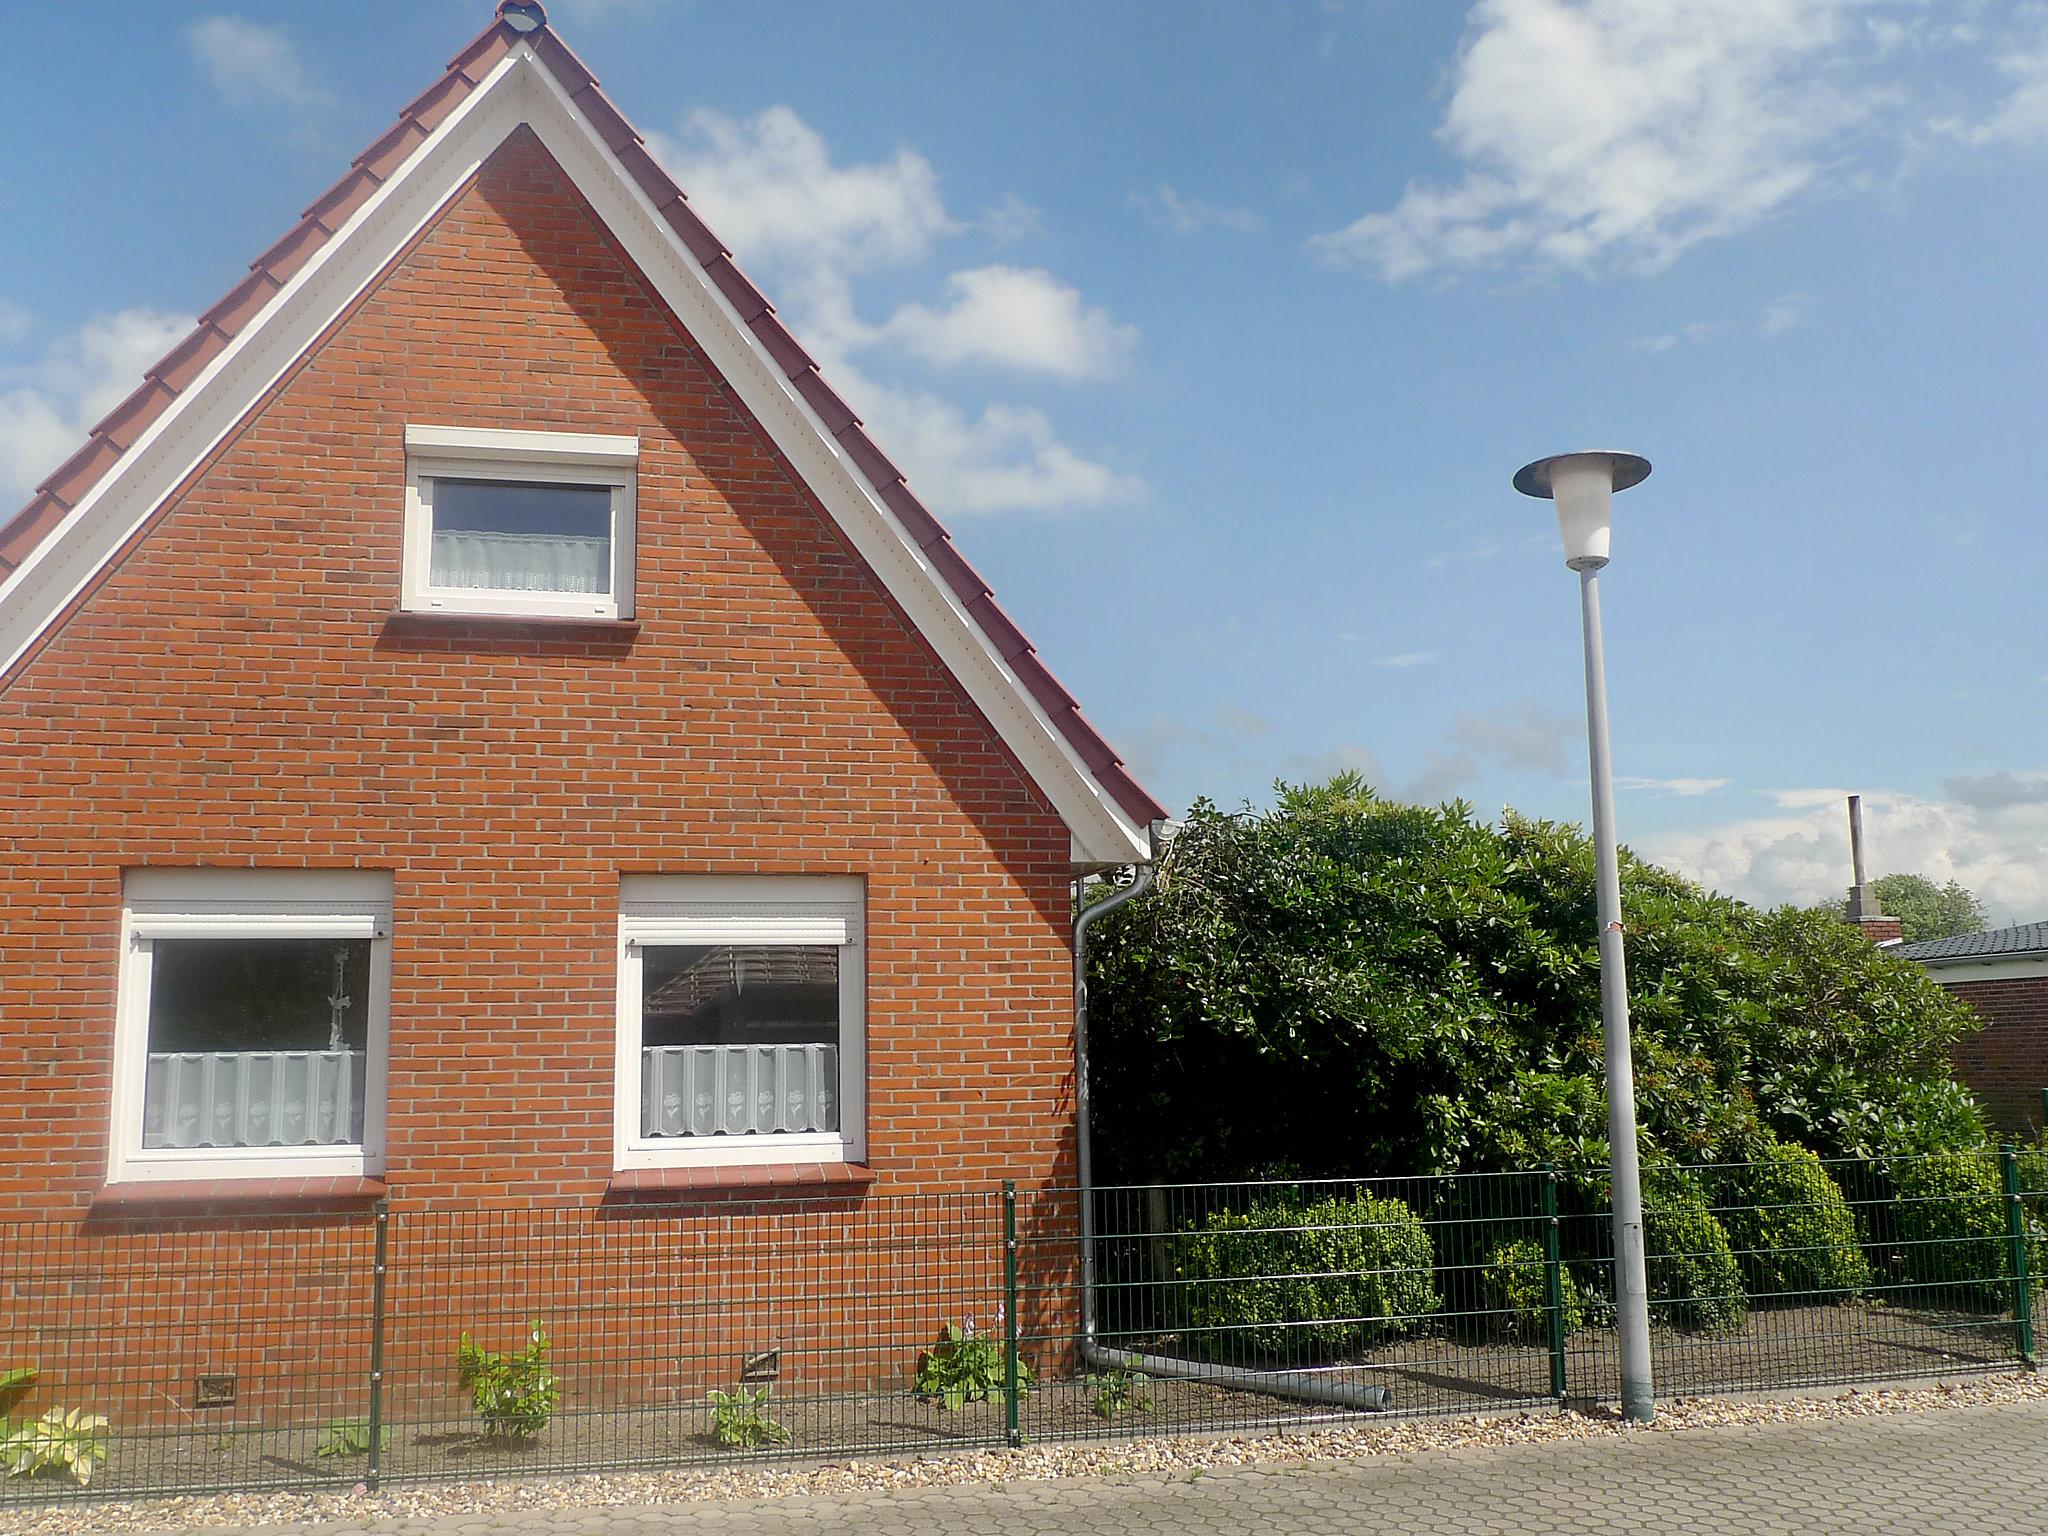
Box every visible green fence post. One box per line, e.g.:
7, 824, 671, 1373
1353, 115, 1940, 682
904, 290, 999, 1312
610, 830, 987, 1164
2003, 1148, 2036, 1370
1002, 1181, 1022, 1448
1542, 1169, 1567, 1402
366, 1199, 389, 1488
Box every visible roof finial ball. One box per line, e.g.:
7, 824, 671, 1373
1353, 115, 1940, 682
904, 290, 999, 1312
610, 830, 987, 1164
498, 0, 547, 32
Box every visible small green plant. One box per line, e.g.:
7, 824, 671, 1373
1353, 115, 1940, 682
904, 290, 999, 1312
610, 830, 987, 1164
1085, 1365, 1154, 1420
1480, 1236, 1585, 1341
707, 1384, 791, 1448
2, 1407, 110, 1486
314, 1416, 391, 1459
456, 1320, 557, 1439
913, 1320, 1032, 1409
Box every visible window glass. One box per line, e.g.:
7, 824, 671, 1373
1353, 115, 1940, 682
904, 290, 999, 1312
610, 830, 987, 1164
427, 477, 612, 596
141, 937, 371, 1150
639, 944, 840, 1138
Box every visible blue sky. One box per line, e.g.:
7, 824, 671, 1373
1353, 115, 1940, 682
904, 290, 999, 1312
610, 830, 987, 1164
4, 1, 2047, 917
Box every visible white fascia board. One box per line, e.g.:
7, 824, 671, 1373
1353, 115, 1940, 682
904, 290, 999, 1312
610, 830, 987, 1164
511, 57, 1150, 866
1920, 955, 2048, 985
0, 50, 522, 686
0, 44, 1150, 865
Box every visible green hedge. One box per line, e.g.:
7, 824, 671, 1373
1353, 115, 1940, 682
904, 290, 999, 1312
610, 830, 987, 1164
1480, 1235, 1584, 1342
1891, 1151, 2020, 1310
1644, 1168, 1748, 1334
1177, 1192, 1438, 1360
1719, 1138, 1870, 1301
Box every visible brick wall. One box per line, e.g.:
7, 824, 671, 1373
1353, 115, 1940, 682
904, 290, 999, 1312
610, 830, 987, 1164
0, 132, 1086, 1422
1945, 974, 2048, 1137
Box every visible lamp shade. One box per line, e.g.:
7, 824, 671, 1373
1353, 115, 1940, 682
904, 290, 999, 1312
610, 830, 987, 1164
1512, 451, 1651, 571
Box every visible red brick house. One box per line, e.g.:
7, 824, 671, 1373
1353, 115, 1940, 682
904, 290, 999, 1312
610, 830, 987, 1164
1898, 923, 2048, 1137
0, 0, 1163, 1232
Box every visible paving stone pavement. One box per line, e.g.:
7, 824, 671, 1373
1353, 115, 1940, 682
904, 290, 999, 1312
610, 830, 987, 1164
233, 1397, 2048, 1536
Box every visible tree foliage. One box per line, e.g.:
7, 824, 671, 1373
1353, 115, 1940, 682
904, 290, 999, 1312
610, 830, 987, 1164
1838, 872, 1988, 945
1085, 775, 1986, 1187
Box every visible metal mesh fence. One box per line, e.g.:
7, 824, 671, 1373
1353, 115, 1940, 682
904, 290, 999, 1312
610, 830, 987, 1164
2, 1152, 2040, 1504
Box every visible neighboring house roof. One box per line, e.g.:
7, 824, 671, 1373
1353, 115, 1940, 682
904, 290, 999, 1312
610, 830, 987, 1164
1896, 922, 2048, 966
0, 1, 1164, 862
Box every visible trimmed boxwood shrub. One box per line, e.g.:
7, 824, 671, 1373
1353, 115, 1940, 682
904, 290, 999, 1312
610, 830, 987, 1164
1480, 1235, 1585, 1341
1719, 1137, 1870, 1302
1644, 1168, 1747, 1334
1177, 1192, 1438, 1361
1891, 1150, 2016, 1310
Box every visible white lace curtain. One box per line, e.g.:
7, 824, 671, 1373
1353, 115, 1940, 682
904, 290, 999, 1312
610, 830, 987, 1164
143, 1049, 366, 1148
431, 529, 609, 594
642, 1044, 839, 1137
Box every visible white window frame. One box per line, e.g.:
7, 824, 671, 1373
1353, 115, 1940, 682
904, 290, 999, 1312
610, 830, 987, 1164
615, 876, 866, 1172
401, 424, 638, 621
108, 869, 394, 1186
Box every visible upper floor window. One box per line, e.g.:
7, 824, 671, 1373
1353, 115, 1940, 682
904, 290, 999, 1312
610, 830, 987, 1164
402, 425, 638, 620
110, 869, 393, 1185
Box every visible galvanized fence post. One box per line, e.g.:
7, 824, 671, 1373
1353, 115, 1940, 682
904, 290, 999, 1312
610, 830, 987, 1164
2002, 1148, 2036, 1369
1002, 1181, 1022, 1448
367, 1200, 390, 1488
1542, 1169, 1567, 1402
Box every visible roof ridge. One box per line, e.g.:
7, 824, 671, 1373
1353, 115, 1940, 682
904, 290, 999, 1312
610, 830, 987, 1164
0, 4, 1166, 832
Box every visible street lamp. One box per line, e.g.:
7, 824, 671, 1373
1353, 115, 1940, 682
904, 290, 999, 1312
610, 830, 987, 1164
1513, 449, 1656, 1426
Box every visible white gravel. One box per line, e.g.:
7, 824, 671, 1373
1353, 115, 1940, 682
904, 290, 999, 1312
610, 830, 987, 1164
9, 1372, 2047, 1535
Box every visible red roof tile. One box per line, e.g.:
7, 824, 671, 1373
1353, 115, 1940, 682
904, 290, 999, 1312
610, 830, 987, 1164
0, 0, 1167, 832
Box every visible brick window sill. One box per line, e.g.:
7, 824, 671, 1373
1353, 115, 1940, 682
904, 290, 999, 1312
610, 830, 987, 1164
91, 1176, 388, 1216
605, 1163, 875, 1201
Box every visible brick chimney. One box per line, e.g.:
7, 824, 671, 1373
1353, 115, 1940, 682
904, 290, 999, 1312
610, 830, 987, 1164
1844, 795, 1903, 944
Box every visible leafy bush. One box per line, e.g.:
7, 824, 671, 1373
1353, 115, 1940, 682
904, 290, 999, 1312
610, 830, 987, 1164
1085, 778, 1987, 1186
313, 1416, 390, 1459
1644, 1169, 1747, 1334
1718, 1137, 1870, 1301
1086, 1365, 1155, 1420
1890, 1151, 2024, 1310
913, 1321, 1031, 1409
1480, 1235, 1584, 1341
1176, 1192, 1438, 1360
707, 1385, 790, 1448
456, 1321, 557, 1439
2, 1407, 109, 1486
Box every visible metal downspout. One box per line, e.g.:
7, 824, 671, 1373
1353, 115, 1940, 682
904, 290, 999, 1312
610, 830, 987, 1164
1070, 823, 1391, 1413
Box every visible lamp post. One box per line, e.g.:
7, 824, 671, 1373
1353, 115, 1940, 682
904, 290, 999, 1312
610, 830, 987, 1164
1513, 449, 1656, 1425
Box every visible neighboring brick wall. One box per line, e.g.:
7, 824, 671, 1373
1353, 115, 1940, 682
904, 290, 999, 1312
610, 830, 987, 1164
0, 132, 1085, 1422
1945, 975, 2048, 1136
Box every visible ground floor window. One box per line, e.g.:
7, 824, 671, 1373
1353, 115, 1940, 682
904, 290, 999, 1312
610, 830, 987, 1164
110, 870, 391, 1184
615, 876, 865, 1171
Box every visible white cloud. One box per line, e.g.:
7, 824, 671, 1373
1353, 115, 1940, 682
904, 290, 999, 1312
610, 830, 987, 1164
0, 301, 28, 345
1632, 321, 1711, 353
1128, 184, 1265, 236
0, 309, 195, 504
1642, 785, 2048, 924
883, 267, 1136, 379
1447, 700, 1579, 774
852, 377, 1144, 514
650, 107, 1140, 515
651, 107, 951, 275
185, 17, 332, 114
1618, 775, 1732, 795
1424, 538, 1504, 570
1937, 34, 2048, 145
1762, 293, 1809, 335
980, 193, 1045, 247
1373, 650, 1439, 668
1308, 0, 1895, 281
